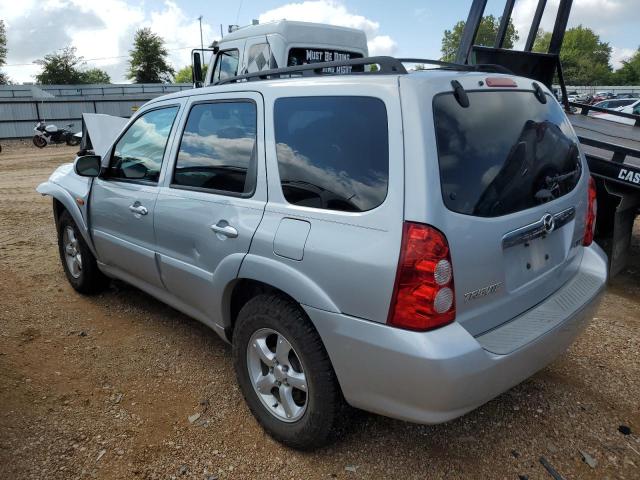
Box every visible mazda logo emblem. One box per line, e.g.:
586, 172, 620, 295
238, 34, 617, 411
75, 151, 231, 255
542, 213, 555, 233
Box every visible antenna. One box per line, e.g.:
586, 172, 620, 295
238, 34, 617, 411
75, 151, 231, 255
197, 15, 204, 66
236, 0, 244, 25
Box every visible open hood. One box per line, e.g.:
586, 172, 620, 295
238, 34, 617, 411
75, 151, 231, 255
80, 113, 128, 157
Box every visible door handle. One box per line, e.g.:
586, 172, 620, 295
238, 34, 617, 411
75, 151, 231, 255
210, 221, 238, 239
128, 204, 148, 216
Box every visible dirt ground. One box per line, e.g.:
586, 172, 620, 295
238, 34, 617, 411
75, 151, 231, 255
0, 140, 638, 480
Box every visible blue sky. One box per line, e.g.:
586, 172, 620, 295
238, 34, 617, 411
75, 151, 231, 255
2, 0, 638, 83
166, 0, 640, 59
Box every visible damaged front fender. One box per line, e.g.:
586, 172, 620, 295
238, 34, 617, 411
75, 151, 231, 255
36, 164, 98, 258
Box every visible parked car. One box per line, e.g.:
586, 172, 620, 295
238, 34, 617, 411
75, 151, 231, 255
37, 57, 607, 450
596, 99, 640, 125
573, 92, 591, 103
617, 93, 639, 99
588, 98, 637, 116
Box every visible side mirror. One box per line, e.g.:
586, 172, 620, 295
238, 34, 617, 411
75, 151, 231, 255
193, 52, 204, 88
74, 155, 101, 177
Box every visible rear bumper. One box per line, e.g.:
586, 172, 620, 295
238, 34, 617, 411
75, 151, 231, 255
304, 244, 607, 424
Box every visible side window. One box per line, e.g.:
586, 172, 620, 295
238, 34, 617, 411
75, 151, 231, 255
274, 96, 389, 212
247, 43, 276, 72
173, 101, 257, 195
212, 50, 239, 82
633, 105, 640, 115
109, 106, 178, 183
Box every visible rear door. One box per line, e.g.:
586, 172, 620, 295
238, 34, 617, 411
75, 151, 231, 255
153, 92, 266, 320
402, 77, 588, 336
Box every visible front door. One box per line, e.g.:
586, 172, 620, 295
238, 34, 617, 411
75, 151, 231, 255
154, 93, 266, 320
90, 104, 181, 288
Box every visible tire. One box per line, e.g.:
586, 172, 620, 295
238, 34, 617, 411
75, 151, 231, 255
232, 294, 345, 450
33, 135, 47, 148
57, 210, 108, 294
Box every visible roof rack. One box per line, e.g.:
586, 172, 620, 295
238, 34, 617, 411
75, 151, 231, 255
398, 58, 513, 74
214, 56, 513, 85
215, 56, 406, 85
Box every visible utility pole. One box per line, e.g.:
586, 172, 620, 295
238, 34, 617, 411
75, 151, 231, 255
198, 15, 204, 66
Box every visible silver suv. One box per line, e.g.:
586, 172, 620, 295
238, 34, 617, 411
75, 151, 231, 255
38, 60, 607, 449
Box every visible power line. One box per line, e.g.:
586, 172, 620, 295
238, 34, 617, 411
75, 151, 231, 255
4, 46, 198, 67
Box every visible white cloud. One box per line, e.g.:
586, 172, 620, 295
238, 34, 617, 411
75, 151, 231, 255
511, 0, 637, 66
512, 0, 631, 39
611, 46, 636, 69
258, 1, 397, 56
367, 36, 398, 56
1, 0, 217, 83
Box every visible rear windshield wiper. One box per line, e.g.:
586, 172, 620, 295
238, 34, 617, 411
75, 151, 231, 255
545, 168, 580, 187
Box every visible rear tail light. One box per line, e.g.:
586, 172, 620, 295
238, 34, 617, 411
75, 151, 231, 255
387, 222, 456, 331
583, 176, 597, 246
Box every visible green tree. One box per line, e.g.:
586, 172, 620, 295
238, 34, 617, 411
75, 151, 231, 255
611, 47, 640, 85
532, 29, 551, 53
534, 26, 612, 85
174, 64, 207, 83
35, 47, 110, 84
35, 46, 85, 84
0, 20, 8, 85
127, 28, 174, 83
80, 68, 111, 84
441, 15, 519, 62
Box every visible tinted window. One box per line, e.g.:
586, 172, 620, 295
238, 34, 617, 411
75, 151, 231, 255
173, 101, 257, 195
247, 43, 276, 71
212, 50, 239, 82
274, 96, 388, 212
110, 106, 178, 183
433, 91, 582, 217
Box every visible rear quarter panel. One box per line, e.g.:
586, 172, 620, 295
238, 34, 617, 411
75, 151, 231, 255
240, 78, 404, 323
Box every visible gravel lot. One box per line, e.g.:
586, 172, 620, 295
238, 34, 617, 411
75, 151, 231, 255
1, 141, 639, 480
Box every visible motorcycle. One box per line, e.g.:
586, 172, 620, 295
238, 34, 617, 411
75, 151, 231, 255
33, 121, 81, 148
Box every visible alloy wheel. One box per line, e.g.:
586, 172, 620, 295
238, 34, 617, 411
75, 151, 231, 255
246, 328, 308, 422
63, 226, 82, 279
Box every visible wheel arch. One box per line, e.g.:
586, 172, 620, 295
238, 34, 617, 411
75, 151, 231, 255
37, 182, 98, 257
221, 254, 340, 341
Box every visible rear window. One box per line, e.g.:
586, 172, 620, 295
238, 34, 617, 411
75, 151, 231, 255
433, 91, 582, 217
274, 96, 388, 212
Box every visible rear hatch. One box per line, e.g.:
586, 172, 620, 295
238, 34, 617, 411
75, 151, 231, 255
402, 74, 589, 336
